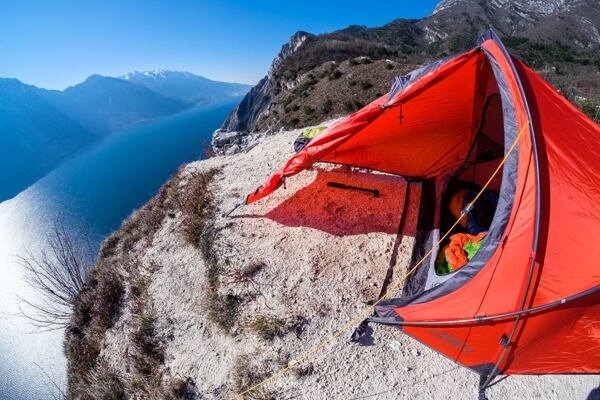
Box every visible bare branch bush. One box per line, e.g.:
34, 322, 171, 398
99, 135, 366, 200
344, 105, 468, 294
16, 219, 95, 330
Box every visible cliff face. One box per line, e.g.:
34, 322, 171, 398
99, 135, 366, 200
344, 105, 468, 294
65, 1, 600, 398
221, 0, 600, 133
220, 31, 313, 132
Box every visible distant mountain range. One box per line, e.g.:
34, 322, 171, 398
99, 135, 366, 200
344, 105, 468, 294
222, 0, 600, 133
0, 78, 93, 201
39, 75, 190, 135
0, 71, 251, 202
120, 70, 251, 105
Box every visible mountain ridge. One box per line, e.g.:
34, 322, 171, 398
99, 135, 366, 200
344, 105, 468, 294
220, 0, 599, 133
1, 71, 247, 202
119, 70, 251, 105
0, 78, 95, 200
39, 74, 189, 135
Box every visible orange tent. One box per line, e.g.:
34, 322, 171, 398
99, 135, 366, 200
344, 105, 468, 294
244, 29, 600, 392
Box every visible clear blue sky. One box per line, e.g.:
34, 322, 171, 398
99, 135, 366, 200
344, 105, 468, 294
0, 1, 439, 90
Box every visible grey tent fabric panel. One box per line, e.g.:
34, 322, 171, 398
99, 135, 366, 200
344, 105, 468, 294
399, 229, 435, 299
469, 363, 497, 375
375, 45, 520, 312
398, 179, 439, 300
385, 53, 465, 105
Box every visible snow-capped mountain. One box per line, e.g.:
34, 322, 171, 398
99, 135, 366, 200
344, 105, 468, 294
119, 70, 251, 105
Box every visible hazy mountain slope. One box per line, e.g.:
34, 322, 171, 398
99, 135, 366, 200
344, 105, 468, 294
120, 70, 251, 104
221, 0, 600, 133
39, 75, 190, 135
0, 79, 95, 201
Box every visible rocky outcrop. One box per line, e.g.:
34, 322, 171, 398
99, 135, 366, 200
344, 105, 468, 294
423, 0, 600, 44
217, 0, 599, 135
211, 128, 265, 155
433, 0, 572, 16
220, 31, 313, 132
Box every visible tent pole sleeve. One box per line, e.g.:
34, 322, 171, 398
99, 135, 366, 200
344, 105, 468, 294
479, 29, 543, 389
368, 283, 600, 327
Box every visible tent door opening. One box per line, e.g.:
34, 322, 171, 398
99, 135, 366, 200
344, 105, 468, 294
432, 93, 505, 278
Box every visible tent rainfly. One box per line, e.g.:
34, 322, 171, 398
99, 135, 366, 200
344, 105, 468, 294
242, 29, 600, 395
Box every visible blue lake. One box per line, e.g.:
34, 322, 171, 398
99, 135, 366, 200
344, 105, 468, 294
0, 99, 238, 399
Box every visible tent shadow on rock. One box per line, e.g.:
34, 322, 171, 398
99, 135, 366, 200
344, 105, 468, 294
248, 168, 420, 237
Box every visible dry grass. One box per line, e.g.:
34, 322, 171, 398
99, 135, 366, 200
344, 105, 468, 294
232, 355, 279, 400
244, 314, 287, 341
66, 169, 188, 399
204, 292, 242, 333
176, 168, 248, 334
66, 165, 246, 398
179, 168, 220, 247
82, 361, 126, 400
223, 261, 265, 287
65, 263, 124, 398
132, 311, 164, 374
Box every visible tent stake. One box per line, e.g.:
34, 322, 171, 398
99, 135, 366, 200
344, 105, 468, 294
478, 375, 489, 400
223, 199, 246, 218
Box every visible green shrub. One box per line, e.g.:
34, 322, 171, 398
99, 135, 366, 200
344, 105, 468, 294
321, 98, 333, 114
343, 98, 364, 112
328, 69, 342, 80
360, 80, 373, 90
204, 292, 242, 333
132, 311, 164, 377
576, 99, 600, 123
503, 35, 529, 47
292, 77, 317, 97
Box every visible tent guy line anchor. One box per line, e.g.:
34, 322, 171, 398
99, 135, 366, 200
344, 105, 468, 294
222, 198, 247, 218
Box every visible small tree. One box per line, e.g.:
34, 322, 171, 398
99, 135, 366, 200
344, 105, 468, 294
16, 219, 94, 330
321, 98, 333, 114
328, 69, 342, 80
